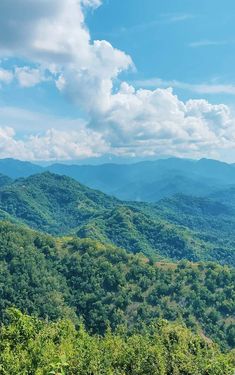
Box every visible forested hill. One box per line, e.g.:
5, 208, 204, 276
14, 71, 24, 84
0, 174, 12, 188
0, 221, 234, 351
0, 172, 234, 265
134, 193, 235, 265
0, 172, 118, 233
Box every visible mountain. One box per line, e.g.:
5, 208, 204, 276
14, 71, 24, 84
76, 205, 207, 261
0, 168, 234, 370
0, 172, 234, 264
0, 158, 43, 178
0, 221, 234, 351
1, 157, 235, 202
0, 172, 118, 234
0, 171, 234, 265
209, 186, 235, 209
46, 158, 235, 201
114, 174, 215, 201
152, 194, 235, 237
133, 194, 235, 265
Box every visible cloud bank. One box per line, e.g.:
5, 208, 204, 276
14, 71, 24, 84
0, 0, 235, 161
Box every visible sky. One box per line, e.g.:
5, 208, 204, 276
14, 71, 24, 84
0, 0, 235, 162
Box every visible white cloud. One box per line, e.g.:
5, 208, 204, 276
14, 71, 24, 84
0, 125, 108, 161
81, 0, 101, 7
0, 87, 235, 161
0, 0, 132, 100
57, 39, 133, 112
0, 68, 13, 84
15, 66, 46, 87
0, 0, 131, 70
85, 84, 235, 158
0, 66, 46, 88
0, 0, 234, 161
0, 106, 109, 160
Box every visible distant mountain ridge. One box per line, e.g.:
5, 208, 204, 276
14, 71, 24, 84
1, 157, 235, 201
0, 158, 43, 178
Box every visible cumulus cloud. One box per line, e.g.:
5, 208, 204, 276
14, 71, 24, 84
85, 84, 235, 158
0, 68, 13, 84
0, 0, 132, 102
0, 0, 131, 69
0, 0, 234, 160
0, 125, 109, 161
15, 66, 46, 87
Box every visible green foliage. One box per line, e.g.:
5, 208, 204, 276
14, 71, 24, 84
0, 172, 234, 265
0, 174, 12, 188
0, 167, 234, 372
0, 309, 234, 375
76, 206, 204, 261
0, 221, 234, 350
0, 221, 75, 322
0, 172, 118, 234
135, 194, 235, 265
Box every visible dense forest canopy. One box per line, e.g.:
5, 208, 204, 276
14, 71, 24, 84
0, 169, 233, 372
0, 221, 234, 351
0, 308, 234, 375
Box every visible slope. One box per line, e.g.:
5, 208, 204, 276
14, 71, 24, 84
0, 221, 234, 350
0, 172, 118, 234
0, 172, 233, 264
134, 194, 235, 265
0, 174, 12, 188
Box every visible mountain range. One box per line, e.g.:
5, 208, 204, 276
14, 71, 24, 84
1, 157, 235, 202
0, 170, 233, 265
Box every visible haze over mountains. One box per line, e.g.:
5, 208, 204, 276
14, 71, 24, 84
1, 157, 235, 202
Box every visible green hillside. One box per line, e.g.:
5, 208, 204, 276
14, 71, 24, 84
133, 194, 235, 265
0, 172, 118, 234
210, 186, 235, 209
76, 205, 215, 261
0, 221, 234, 350
0, 173, 12, 188
0, 172, 232, 265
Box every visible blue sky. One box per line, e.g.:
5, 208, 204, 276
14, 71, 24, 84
0, 0, 235, 162
87, 0, 235, 103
